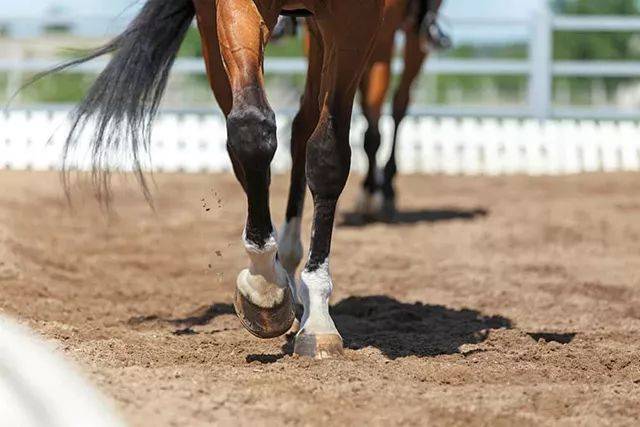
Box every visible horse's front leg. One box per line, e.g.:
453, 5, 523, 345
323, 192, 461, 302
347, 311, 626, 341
216, 0, 294, 338
294, 6, 383, 358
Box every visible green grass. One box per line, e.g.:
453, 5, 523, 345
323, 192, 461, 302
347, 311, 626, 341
265, 36, 305, 57
179, 27, 305, 58
17, 73, 93, 104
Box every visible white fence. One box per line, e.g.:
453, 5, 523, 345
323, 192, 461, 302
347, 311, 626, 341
2, 109, 640, 175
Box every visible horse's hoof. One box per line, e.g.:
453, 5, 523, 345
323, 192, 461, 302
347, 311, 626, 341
286, 304, 305, 335
288, 317, 301, 335
354, 188, 385, 223
294, 333, 344, 359
380, 197, 397, 222
354, 188, 371, 216
234, 286, 295, 339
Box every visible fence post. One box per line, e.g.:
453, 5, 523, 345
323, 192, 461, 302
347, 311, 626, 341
5, 45, 24, 103
529, 5, 553, 120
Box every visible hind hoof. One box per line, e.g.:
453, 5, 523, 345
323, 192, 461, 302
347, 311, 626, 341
294, 333, 344, 359
380, 197, 397, 222
234, 287, 295, 339
355, 188, 383, 218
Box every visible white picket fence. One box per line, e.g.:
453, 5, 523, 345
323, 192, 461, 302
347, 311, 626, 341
2, 109, 640, 175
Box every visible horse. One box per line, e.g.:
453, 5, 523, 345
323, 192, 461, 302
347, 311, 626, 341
35, 0, 384, 359
356, 0, 449, 220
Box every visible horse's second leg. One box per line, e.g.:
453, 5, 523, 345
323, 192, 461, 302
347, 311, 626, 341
278, 23, 323, 306
216, 0, 294, 338
382, 28, 428, 217
294, 5, 382, 358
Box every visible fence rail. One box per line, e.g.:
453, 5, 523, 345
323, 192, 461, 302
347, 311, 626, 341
553, 15, 640, 31
2, 12, 640, 120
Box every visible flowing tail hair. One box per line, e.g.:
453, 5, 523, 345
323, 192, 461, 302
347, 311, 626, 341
26, 0, 196, 201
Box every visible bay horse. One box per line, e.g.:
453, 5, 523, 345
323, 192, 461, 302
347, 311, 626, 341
38, 0, 383, 359
356, 0, 449, 219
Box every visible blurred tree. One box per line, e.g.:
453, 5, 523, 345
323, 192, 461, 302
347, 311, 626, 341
178, 28, 203, 57
551, 0, 640, 105
19, 73, 93, 104
552, 0, 640, 61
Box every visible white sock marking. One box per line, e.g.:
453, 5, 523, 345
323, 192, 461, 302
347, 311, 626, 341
299, 259, 339, 336
236, 230, 289, 309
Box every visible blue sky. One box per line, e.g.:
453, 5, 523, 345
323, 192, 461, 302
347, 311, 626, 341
1, 0, 547, 19
441, 0, 547, 42
442, 0, 545, 19
0, 0, 135, 16
1, 0, 547, 41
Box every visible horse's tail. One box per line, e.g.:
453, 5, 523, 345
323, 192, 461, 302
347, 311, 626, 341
31, 0, 196, 200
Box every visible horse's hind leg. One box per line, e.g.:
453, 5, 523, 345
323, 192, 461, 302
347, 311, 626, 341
355, 63, 388, 217
294, 4, 383, 358
355, 0, 404, 218
382, 27, 428, 216
214, 0, 294, 338
279, 23, 323, 306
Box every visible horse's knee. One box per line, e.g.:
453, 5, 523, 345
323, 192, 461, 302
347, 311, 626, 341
306, 116, 350, 199
226, 105, 277, 170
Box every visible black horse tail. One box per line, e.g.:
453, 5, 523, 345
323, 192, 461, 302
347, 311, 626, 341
29, 0, 196, 201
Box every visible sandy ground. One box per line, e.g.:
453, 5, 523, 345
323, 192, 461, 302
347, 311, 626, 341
1, 170, 640, 426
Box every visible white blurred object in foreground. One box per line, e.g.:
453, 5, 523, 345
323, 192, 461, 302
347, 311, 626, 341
0, 315, 125, 427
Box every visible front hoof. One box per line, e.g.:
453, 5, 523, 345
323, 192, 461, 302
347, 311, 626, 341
294, 333, 344, 359
234, 287, 295, 339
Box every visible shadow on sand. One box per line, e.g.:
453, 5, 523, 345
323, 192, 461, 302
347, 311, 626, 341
129, 297, 513, 360
128, 303, 234, 334
527, 332, 576, 345
271, 295, 512, 360
329, 295, 511, 359
339, 207, 489, 227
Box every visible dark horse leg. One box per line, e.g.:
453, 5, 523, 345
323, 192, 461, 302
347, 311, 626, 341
197, 0, 295, 339
279, 22, 323, 304
354, 0, 406, 218
381, 24, 429, 217
291, 3, 382, 358
356, 63, 387, 217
